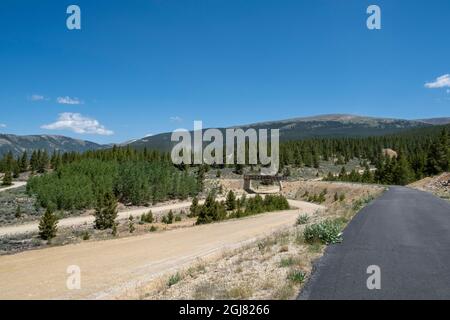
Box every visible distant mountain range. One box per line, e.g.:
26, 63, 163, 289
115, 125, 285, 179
417, 117, 450, 125
1, 114, 450, 156
0, 134, 104, 157
127, 114, 450, 151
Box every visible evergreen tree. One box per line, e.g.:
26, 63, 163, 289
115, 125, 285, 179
37, 150, 49, 173
38, 207, 58, 240
167, 210, 174, 224
190, 196, 199, 217
226, 190, 236, 211
425, 139, 446, 175
30, 151, 38, 172
15, 205, 22, 218
141, 210, 154, 223
2, 170, 12, 186
128, 215, 135, 233
94, 192, 118, 230
394, 154, 414, 185
12, 162, 20, 178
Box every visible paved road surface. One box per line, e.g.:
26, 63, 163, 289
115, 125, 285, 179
0, 200, 322, 299
299, 187, 450, 300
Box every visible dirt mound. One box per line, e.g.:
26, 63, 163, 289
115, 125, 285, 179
382, 148, 397, 158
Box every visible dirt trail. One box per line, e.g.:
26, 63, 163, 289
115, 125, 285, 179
0, 181, 27, 193
0, 200, 195, 237
0, 200, 322, 299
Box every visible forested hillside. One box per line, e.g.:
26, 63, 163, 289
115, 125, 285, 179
0, 125, 449, 213
1, 147, 199, 211
279, 125, 450, 185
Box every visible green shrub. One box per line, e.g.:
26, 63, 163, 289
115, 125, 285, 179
167, 272, 182, 287
279, 257, 296, 267
82, 231, 90, 240
149, 225, 157, 232
296, 214, 309, 225
287, 269, 306, 284
175, 215, 182, 222
140, 210, 154, 223
303, 220, 343, 245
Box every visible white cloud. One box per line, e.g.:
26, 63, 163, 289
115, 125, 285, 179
41, 113, 114, 136
0, 124, 6, 128
170, 116, 183, 123
56, 96, 83, 105
425, 74, 450, 89
29, 94, 46, 101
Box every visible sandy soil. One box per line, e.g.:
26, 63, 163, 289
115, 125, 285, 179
0, 199, 323, 299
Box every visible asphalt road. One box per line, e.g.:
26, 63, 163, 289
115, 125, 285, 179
299, 186, 450, 300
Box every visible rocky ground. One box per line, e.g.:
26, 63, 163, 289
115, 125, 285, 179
408, 172, 450, 201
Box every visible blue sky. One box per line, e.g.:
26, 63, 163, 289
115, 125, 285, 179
0, 0, 449, 144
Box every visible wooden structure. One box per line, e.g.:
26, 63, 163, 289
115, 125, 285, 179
243, 174, 286, 193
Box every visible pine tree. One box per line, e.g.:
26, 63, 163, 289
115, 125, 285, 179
94, 192, 118, 230
196, 165, 206, 191
190, 197, 199, 217
38, 207, 58, 241
37, 150, 49, 173
2, 170, 12, 186
394, 154, 414, 185
167, 210, 174, 224
12, 160, 20, 178
425, 140, 445, 175
15, 205, 22, 218
128, 215, 135, 233
20, 151, 28, 172
141, 210, 154, 223
226, 190, 236, 211
30, 151, 38, 172
197, 192, 217, 225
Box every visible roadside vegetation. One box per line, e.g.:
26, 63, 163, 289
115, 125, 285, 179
191, 191, 290, 225
127, 183, 384, 300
